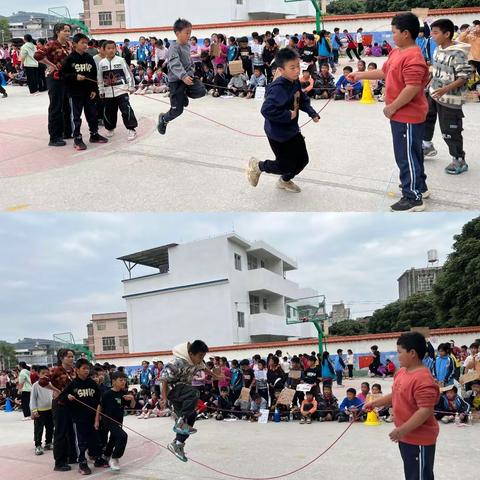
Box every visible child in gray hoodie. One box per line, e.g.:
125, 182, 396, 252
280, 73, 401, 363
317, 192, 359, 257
424, 19, 474, 175
160, 340, 213, 462
157, 18, 206, 135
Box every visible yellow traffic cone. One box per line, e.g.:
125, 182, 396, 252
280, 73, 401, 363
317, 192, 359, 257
360, 80, 376, 104
364, 410, 381, 426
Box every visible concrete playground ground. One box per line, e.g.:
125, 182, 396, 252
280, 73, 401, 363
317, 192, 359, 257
1, 378, 479, 480
1, 57, 480, 212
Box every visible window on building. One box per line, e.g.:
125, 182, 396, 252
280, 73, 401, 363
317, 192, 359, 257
234, 253, 242, 271
102, 336, 116, 351
118, 319, 127, 329
236, 0, 244, 4
237, 312, 245, 328
247, 254, 258, 270
116, 0, 124, 4
249, 295, 260, 314
286, 305, 292, 319
260, 260, 265, 268
98, 11, 112, 26
96, 321, 106, 331
119, 336, 129, 347
93, 0, 103, 5
263, 298, 268, 310
116, 11, 125, 22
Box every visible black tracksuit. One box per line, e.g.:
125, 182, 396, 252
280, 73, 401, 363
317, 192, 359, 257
60, 377, 102, 464
100, 389, 129, 459
62, 51, 99, 138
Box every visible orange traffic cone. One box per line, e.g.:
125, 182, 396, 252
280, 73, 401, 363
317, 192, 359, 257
360, 80, 376, 104
364, 410, 381, 426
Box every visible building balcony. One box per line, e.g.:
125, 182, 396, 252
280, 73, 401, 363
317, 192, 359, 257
247, 268, 300, 299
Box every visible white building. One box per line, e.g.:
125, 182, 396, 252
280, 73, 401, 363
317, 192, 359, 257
124, 0, 317, 30
118, 233, 318, 352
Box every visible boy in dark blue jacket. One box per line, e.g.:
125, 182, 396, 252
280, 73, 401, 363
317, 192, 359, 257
246, 48, 320, 193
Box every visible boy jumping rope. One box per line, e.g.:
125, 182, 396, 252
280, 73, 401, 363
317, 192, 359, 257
348, 13, 430, 212
246, 48, 320, 193
160, 340, 215, 462
157, 19, 207, 135
423, 19, 473, 175
365, 332, 440, 480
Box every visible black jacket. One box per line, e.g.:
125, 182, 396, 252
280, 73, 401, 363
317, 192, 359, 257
62, 51, 98, 96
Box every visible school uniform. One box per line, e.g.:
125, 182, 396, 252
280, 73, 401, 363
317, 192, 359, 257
260, 76, 318, 181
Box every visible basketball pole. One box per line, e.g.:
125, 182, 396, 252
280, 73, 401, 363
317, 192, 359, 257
313, 320, 325, 355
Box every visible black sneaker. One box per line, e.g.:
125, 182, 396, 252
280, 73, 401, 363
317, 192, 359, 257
184, 96, 189, 108
94, 457, 108, 468
390, 197, 425, 212
74, 136, 87, 151
79, 462, 92, 475
157, 114, 168, 135
53, 464, 72, 472
63, 134, 73, 140
2, 92, 8, 98
89, 133, 108, 144
48, 139, 67, 147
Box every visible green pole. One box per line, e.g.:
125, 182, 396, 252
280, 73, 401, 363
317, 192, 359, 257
310, 0, 322, 32
312, 321, 324, 355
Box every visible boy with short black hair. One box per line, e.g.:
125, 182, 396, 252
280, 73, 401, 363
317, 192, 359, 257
160, 340, 212, 462
157, 18, 206, 135
338, 388, 363, 422
365, 332, 440, 480
60, 358, 107, 475
96, 371, 135, 471
98, 39, 138, 141
62, 33, 108, 151
435, 384, 470, 423
246, 47, 319, 193
30, 366, 54, 456
246, 66, 267, 99
423, 18, 474, 175
349, 13, 430, 212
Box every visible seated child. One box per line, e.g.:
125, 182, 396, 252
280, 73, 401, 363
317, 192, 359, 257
215, 386, 233, 420
300, 69, 315, 98
464, 380, 480, 413
372, 43, 383, 57
213, 64, 229, 97
367, 62, 384, 97
384, 359, 396, 377
233, 395, 251, 419
357, 382, 370, 403
249, 392, 267, 422
317, 385, 339, 421
335, 66, 362, 100
269, 385, 290, 420
371, 384, 390, 419
364, 45, 372, 56
196, 399, 209, 420
228, 70, 249, 97
435, 385, 470, 423
338, 388, 364, 422
300, 391, 317, 424
246, 67, 267, 99
199, 62, 214, 92
314, 63, 335, 99
138, 392, 171, 419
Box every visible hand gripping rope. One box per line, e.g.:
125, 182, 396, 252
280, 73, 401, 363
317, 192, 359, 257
85, 77, 333, 139
72, 396, 353, 480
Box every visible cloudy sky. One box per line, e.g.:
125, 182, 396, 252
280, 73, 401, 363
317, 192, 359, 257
0, 212, 477, 344
1, 2, 83, 17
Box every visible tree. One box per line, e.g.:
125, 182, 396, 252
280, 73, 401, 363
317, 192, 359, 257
329, 319, 368, 336
0, 18, 11, 43
368, 300, 402, 333
0, 341, 17, 370
394, 293, 438, 331
433, 216, 480, 327
326, 0, 366, 14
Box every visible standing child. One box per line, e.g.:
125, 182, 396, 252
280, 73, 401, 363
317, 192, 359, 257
98, 40, 138, 141
96, 372, 135, 471
365, 332, 440, 480
159, 340, 212, 462
346, 349, 354, 379
432, 343, 455, 387
423, 19, 474, 175
60, 359, 107, 475
62, 33, 108, 151
247, 48, 319, 193
30, 366, 54, 456
157, 19, 206, 135
349, 13, 430, 212
334, 349, 346, 387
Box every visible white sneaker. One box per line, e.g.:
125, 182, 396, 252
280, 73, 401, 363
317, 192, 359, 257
277, 179, 301, 193
127, 130, 137, 141
109, 458, 120, 471
105, 129, 115, 138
